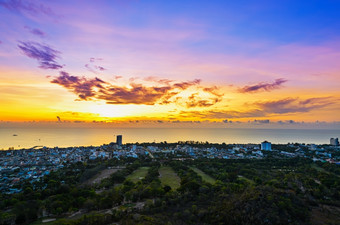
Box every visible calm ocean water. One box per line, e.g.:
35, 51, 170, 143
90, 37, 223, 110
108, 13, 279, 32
0, 128, 339, 149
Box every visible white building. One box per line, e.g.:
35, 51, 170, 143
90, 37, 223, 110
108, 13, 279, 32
330, 138, 339, 146
261, 141, 271, 151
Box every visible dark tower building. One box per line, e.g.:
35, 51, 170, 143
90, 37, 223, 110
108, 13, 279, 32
116, 135, 122, 145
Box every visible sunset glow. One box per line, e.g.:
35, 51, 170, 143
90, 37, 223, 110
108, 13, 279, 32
1, 0, 340, 128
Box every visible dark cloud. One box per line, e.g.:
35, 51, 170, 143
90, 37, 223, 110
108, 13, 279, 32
239, 78, 287, 93
51, 72, 222, 106
254, 97, 333, 114
0, 0, 56, 18
253, 119, 270, 124
24, 26, 46, 37
278, 120, 298, 125
17, 41, 63, 69
104, 84, 173, 105
51, 71, 104, 100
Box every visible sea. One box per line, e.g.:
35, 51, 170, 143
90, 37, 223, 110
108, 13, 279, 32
1, 127, 339, 150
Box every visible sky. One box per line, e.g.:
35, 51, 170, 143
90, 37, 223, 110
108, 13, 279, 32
0, 0, 340, 128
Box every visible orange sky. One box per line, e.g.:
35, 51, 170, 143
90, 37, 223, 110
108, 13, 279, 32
0, 1, 340, 128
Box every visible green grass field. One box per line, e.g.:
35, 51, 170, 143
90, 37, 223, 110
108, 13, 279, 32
159, 166, 181, 190
190, 167, 216, 184
126, 167, 150, 183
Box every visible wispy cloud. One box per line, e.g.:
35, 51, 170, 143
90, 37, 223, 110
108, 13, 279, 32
24, 26, 46, 38
179, 109, 265, 119
85, 57, 106, 74
176, 96, 334, 120
254, 97, 333, 114
0, 0, 57, 18
51, 71, 223, 106
17, 41, 63, 69
143, 76, 173, 85
239, 78, 287, 93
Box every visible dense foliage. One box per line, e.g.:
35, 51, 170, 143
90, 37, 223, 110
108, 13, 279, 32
0, 156, 339, 225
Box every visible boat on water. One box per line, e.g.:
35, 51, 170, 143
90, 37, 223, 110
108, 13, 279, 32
13, 134, 18, 136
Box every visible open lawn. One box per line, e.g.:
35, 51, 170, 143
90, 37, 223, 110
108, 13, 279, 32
190, 167, 216, 184
159, 166, 181, 190
126, 167, 150, 183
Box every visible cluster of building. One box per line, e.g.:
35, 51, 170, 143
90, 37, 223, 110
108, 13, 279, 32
1, 135, 339, 193
148, 141, 339, 162
0, 135, 128, 193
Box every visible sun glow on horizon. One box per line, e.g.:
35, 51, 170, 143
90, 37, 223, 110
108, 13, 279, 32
0, 0, 339, 127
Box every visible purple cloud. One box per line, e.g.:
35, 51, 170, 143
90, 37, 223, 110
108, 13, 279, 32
95, 66, 106, 71
239, 78, 287, 93
51, 71, 104, 100
24, 26, 46, 38
85, 58, 106, 73
51, 71, 221, 106
17, 41, 63, 70
0, 0, 56, 18
90, 57, 103, 62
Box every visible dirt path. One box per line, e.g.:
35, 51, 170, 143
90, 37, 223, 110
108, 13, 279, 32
85, 168, 122, 185
42, 218, 56, 223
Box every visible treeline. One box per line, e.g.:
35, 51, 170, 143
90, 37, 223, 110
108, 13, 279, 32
127, 141, 231, 149
1, 158, 339, 224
